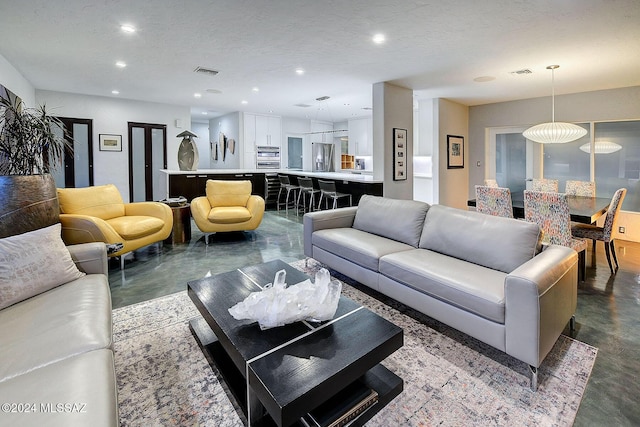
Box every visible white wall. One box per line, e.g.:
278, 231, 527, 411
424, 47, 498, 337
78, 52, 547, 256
36, 90, 190, 201
437, 99, 469, 209
209, 113, 240, 169
190, 121, 210, 169
0, 52, 35, 106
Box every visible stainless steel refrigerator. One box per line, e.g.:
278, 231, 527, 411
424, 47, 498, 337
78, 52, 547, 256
312, 143, 335, 172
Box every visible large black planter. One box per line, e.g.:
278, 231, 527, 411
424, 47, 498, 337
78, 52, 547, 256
0, 174, 59, 238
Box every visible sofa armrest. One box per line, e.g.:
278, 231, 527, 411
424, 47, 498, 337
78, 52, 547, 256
504, 245, 577, 367
246, 195, 266, 217
67, 242, 108, 275
59, 214, 122, 245
303, 206, 358, 257
125, 201, 172, 221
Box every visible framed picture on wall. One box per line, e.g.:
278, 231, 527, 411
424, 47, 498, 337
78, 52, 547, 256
393, 128, 407, 181
447, 135, 464, 169
99, 134, 122, 151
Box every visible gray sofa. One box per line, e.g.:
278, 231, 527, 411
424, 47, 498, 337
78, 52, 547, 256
304, 195, 578, 390
0, 241, 118, 426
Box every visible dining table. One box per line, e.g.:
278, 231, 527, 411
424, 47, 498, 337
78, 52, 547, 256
467, 194, 611, 224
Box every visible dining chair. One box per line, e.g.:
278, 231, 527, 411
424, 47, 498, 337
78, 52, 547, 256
295, 177, 320, 214
484, 179, 499, 188
571, 188, 627, 274
565, 180, 596, 197
524, 190, 588, 280
532, 178, 559, 192
317, 180, 352, 209
475, 185, 513, 218
277, 175, 299, 214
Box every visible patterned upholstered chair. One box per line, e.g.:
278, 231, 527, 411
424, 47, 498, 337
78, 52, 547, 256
475, 185, 513, 218
524, 190, 588, 280
572, 188, 627, 274
565, 180, 596, 197
532, 178, 559, 192
484, 179, 499, 188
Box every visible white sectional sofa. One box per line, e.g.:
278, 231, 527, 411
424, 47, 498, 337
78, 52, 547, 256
304, 195, 578, 390
0, 225, 118, 427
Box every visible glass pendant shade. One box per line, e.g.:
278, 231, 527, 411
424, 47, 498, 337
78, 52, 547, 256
523, 65, 586, 144
523, 122, 588, 144
579, 141, 622, 154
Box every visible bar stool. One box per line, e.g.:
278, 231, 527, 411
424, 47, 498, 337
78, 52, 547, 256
296, 177, 320, 214
317, 180, 352, 209
277, 175, 298, 214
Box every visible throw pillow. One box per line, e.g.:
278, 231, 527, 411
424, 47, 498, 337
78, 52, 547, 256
0, 223, 85, 310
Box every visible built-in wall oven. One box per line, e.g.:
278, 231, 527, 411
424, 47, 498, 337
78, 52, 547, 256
256, 145, 281, 169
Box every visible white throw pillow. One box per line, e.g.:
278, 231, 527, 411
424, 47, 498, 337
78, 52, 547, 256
0, 223, 85, 310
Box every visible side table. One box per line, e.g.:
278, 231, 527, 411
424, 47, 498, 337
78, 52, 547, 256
164, 203, 191, 244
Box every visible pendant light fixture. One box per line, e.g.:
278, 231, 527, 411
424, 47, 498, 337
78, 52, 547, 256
579, 140, 622, 154
523, 65, 587, 144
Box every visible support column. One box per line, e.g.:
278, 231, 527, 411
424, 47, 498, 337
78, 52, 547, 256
372, 82, 414, 199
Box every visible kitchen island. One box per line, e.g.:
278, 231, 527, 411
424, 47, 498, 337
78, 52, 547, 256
160, 169, 383, 206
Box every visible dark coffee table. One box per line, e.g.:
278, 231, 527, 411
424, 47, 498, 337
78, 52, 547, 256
188, 259, 403, 427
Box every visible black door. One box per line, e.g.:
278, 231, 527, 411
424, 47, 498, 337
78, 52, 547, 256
52, 117, 94, 188
128, 122, 167, 201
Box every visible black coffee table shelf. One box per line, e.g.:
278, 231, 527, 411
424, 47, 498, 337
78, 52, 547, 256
188, 259, 404, 427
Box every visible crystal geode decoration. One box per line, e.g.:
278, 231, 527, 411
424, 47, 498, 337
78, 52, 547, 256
228, 268, 342, 330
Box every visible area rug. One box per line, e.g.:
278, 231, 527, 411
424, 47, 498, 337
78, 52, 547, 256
112, 259, 597, 426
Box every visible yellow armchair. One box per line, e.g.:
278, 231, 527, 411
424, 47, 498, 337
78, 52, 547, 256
191, 180, 265, 244
57, 184, 173, 265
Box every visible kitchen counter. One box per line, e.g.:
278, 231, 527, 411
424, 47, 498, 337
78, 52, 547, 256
161, 169, 383, 205
160, 169, 382, 183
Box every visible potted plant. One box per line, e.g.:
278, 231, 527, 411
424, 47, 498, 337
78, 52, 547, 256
0, 95, 71, 238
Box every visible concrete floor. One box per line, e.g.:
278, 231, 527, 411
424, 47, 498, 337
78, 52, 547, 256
109, 209, 640, 426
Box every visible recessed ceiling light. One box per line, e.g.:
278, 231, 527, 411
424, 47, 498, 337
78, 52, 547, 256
115, 61, 127, 68
252, 87, 259, 92
111, 90, 120, 95
295, 68, 305, 75
201, 112, 208, 115
241, 100, 248, 105
372, 34, 386, 44
120, 24, 136, 33
473, 76, 496, 82
194, 93, 202, 98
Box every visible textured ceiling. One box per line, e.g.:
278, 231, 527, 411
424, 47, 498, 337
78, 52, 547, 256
1, 0, 639, 123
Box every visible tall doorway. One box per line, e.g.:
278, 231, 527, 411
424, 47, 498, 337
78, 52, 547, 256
128, 122, 167, 202
51, 117, 93, 188
287, 136, 303, 170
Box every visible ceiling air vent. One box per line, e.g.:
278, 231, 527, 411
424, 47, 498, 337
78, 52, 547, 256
194, 67, 219, 76
315, 96, 330, 101
509, 68, 533, 75
294, 103, 312, 108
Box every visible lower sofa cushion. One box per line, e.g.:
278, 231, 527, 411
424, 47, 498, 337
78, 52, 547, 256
0, 274, 112, 382
208, 206, 252, 224
353, 195, 429, 247
419, 204, 542, 274
313, 228, 414, 271
0, 223, 85, 310
380, 249, 508, 323
0, 349, 118, 427
106, 216, 164, 240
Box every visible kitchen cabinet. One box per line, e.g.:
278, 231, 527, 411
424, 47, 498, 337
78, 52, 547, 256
348, 117, 372, 156
244, 113, 281, 148
168, 172, 266, 202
